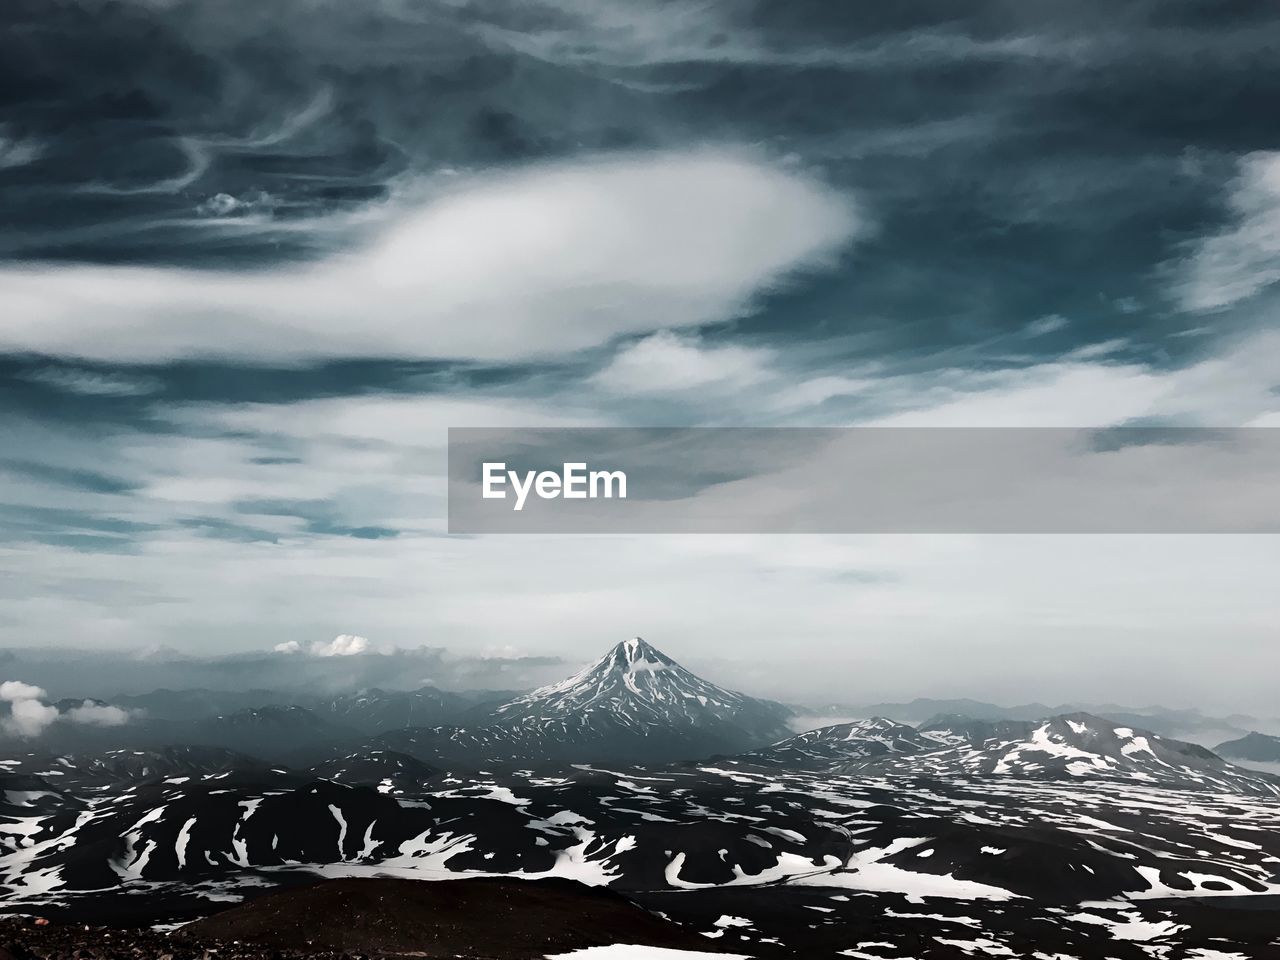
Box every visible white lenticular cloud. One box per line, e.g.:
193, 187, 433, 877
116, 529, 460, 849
0, 151, 858, 363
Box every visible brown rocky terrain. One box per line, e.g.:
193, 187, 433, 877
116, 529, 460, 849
0, 877, 722, 960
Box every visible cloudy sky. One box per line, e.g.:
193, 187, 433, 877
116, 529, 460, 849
1, 0, 1279, 711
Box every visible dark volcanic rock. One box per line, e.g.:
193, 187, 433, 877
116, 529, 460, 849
180, 876, 717, 957
307, 749, 439, 794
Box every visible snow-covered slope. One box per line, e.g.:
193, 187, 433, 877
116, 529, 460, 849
727, 717, 951, 770
849, 713, 1280, 796
308, 750, 439, 795
0, 746, 274, 790
5, 752, 1280, 946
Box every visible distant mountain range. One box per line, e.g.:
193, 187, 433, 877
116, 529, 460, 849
10, 688, 511, 764
4, 637, 1280, 960
0, 646, 570, 707
9, 639, 1278, 778
312, 687, 510, 733
3, 638, 794, 767
802, 697, 1277, 747
725, 716, 951, 771
844, 713, 1280, 797
112, 685, 513, 730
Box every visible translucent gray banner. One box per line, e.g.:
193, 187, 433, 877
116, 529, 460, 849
447, 427, 1280, 533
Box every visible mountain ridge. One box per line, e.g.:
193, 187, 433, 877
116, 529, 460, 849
843, 712, 1280, 797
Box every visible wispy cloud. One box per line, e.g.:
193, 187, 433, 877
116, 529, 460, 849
20, 365, 162, 397
0, 126, 44, 170
1022, 315, 1069, 338
1176, 152, 1280, 312
591, 332, 774, 395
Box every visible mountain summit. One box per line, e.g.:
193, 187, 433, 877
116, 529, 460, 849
492, 637, 792, 739
374, 638, 795, 766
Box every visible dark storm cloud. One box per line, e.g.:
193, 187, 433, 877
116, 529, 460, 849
4, 0, 1277, 362
4, 0, 1279, 419
0, 0, 657, 265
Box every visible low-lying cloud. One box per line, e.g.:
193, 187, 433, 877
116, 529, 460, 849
63, 700, 132, 727
0, 680, 133, 738
0, 681, 60, 738
274, 634, 373, 657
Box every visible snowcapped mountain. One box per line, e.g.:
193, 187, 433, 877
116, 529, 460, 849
494, 637, 790, 735
848, 713, 1280, 797
728, 717, 952, 770
374, 638, 793, 766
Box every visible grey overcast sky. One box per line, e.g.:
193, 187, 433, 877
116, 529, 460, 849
1, 0, 1278, 712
